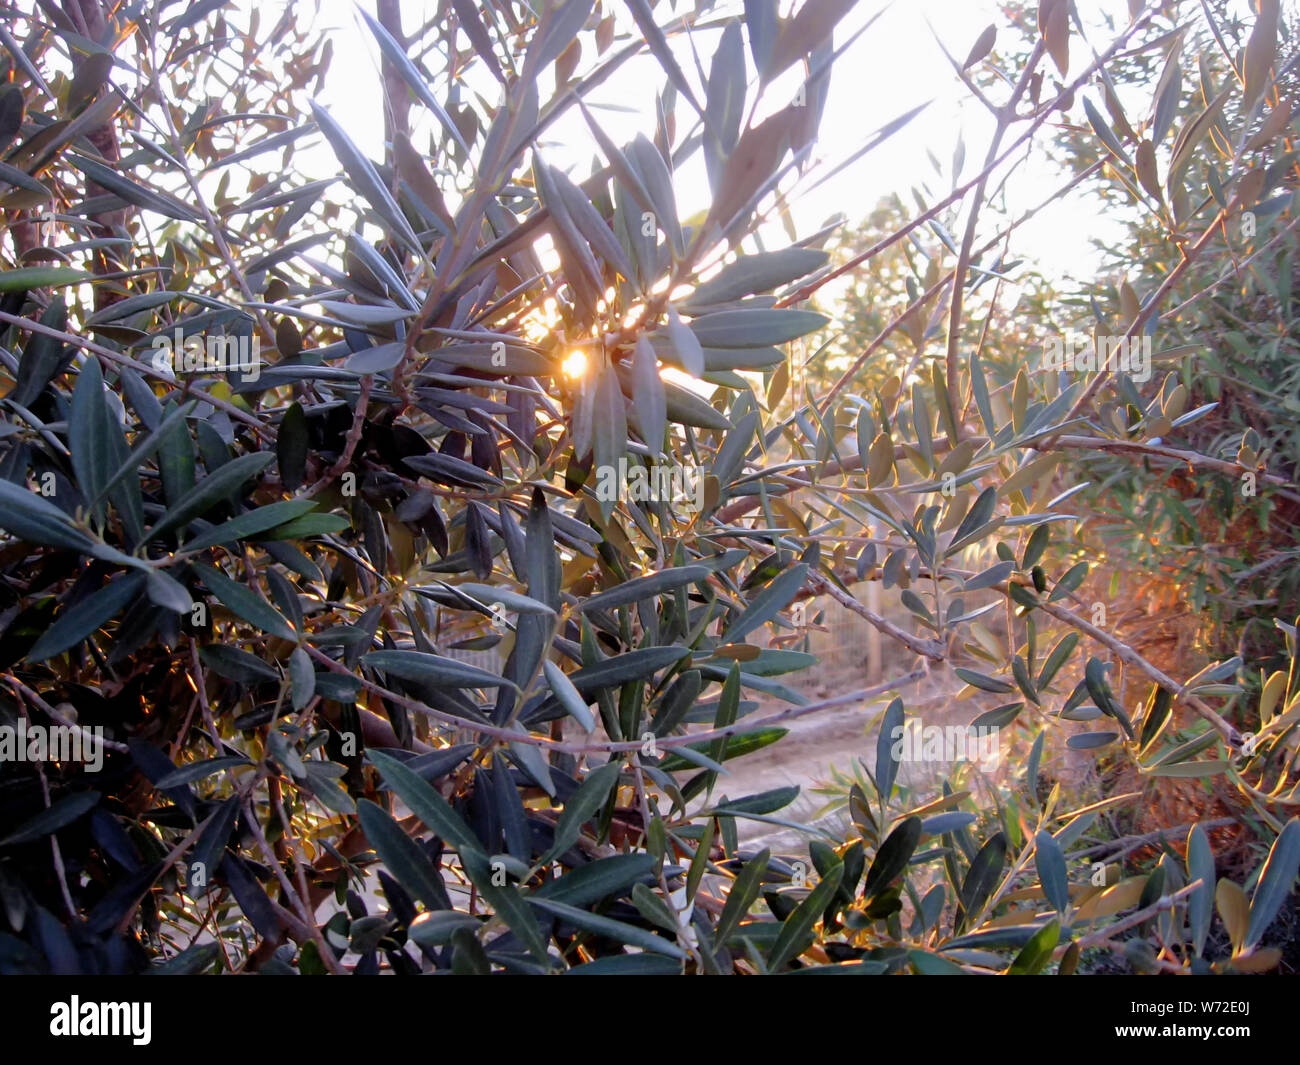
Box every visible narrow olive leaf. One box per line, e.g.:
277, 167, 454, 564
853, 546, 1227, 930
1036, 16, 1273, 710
569, 645, 692, 695
1021, 523, 1050, 570
357, 8, 471, 156
27, 572, 145, 661
1037, 632, 1079, 689
154, 757, 254, 790
767, 863, 844, 970
657, 727, 787, 772
1041, 0, 1069, 76
688, 308, 827, 347
355, 799, 449, 909
289, 647, 314, 710
182, 499, 318, 551
764, 0, 856, 83
451, 583, 554, 615
310, 102, 421, 253
632, 883, 678, 932
1166, 89, 1231, 196
687, 249, 829, 308
712, 410, 759, 489
581, 566, 709, 613
713, 847, 772, 947
1047, 561, 1088, 601
1135, 139, 1162, 201
546, 163, 636, 283
969, 352, 996, 438
626, 134, 683, 256
591, 358, 627, 477
196, 564, 296, 641
147, 452, 274, 543
963, 24, 996, 70
68, 155, 200, 221
1007, 918, 1060, 975
362, 649, 516, 690
183, 797, 240, 901
958, 831, 1007, 925
524, 487, 561, 609
1083, 96, 1129, 162
145, 567, 193, 613
409, 911, 484, 949
946, 486, 997, 555
1216, 878, 1249, 955
522, 0, 595, 79
543, 760, 622, 862
0, 480, 98, 553
529, 896, 687, 959
875, 697, 905, 799
450, 0, 504, 82
1243, 0, 1280, 109
1034, 830, 1069, 914
1245, 817, 1300, 950
710, 786, 800, 818
533, 853, 656, 909
631, 336, 667, 454
1150, 43, 1182, 145
345, 341, 406, 374
1011, 655, 1040, 705
146, 942, 221, 975
0, 266, 90, 291
1066, 732, 1119, 751
659, 377, 733, 429
220, 853, 282, 940
0, 161, 52, 202
543, 659, 595, 732
12, 298, 67, 408
862, 816, 922, 900
720, 562, 808, 643
622, 0, 703, 113
1187, 824, 1214, 957
367, 749, 483, 855
953, 667, 1015, 694
90, 399, 193, 511
866, 432, 894, 487
970, 703, 1022, 729
404, 452, 504, 488
666, 305, 704, 378
0, 791, 100, 846
67, 360, 113, 501
199, 645, 279, 685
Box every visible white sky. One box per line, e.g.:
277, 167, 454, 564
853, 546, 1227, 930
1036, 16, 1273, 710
310, 0, 1147, 292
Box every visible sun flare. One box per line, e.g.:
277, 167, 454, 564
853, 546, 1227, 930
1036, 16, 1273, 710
562, 350, 589, 379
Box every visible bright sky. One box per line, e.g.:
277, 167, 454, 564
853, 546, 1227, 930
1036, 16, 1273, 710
310, 1, 1155, 296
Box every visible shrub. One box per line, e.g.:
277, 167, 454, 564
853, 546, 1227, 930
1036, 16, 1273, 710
0, 0, 1296, 975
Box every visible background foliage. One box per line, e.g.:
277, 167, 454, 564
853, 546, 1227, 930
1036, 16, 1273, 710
0, 0, 1297, 975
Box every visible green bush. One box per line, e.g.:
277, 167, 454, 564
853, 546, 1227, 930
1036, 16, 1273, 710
0, 0, 1296, 975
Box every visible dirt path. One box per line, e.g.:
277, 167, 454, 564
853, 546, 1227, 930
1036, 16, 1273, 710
704, 666, 966, 856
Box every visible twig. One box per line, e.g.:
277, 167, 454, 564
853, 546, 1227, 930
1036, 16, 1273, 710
1070, 880, 1203, 952
809, 571, 947, 661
